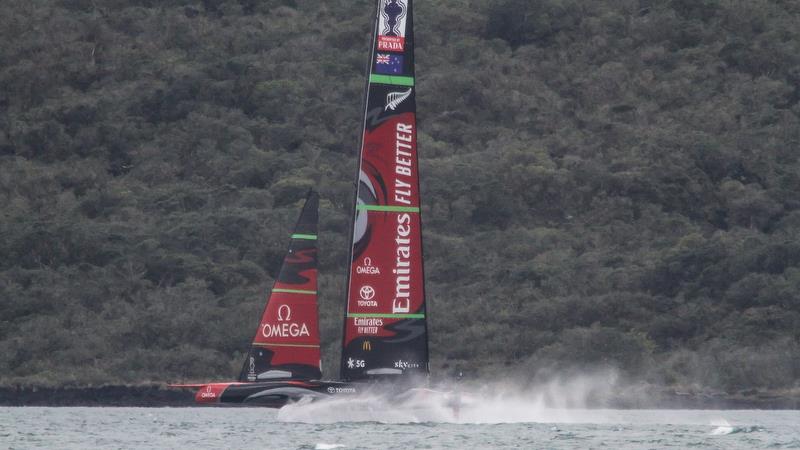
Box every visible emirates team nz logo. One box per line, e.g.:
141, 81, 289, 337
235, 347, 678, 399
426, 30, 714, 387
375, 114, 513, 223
385, 88, 413, 111
378, 0, 407, 52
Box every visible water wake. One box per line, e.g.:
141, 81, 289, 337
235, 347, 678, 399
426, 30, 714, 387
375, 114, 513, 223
278, 370, 621, 424
278, 389, 455, 423
709, 419, 764, 435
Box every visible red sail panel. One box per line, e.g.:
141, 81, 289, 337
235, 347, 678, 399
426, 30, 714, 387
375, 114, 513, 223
251, 290, 320, 366
341, 0, 428, 381
347, 114, 422, 323
239, 192, 321, 382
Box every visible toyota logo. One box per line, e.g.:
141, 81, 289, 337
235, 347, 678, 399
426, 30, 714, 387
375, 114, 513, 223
359, 285, 375, 300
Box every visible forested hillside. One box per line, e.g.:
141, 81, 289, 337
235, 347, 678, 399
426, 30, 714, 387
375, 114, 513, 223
1, 0, 799, 394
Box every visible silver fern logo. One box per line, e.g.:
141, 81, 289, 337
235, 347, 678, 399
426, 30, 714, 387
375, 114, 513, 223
385, 88, 412, 111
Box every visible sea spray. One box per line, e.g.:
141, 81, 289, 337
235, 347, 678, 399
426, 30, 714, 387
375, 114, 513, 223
277, 369, 622, 424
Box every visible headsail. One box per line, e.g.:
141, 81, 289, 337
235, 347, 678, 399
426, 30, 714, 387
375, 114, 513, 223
239, 191, 322, 382
341, 0, 428, 382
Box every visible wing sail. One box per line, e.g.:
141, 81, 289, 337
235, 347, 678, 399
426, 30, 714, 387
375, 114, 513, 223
340, 0, 428, 382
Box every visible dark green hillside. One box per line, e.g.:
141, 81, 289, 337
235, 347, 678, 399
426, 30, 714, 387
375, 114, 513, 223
1, 0, 799, 394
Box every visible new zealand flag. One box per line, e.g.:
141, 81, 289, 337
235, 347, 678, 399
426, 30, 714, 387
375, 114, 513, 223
375, 53, 404, 75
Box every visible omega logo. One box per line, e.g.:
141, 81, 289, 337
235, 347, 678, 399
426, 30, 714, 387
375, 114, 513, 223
277, 304, 291, 321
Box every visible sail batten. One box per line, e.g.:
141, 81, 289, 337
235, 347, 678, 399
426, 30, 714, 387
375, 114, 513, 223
271, 288, 317, 295
347, 313, 425, 319
370, 74, 415, 86
340, 0, 428, 382
357, 205, 420, 212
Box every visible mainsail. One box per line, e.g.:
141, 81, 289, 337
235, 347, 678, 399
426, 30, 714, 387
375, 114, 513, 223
239, 191, 322, 382
340, 0, 428, 381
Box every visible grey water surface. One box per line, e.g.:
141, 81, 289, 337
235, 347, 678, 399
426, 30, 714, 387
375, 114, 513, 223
2, 407, 799, 449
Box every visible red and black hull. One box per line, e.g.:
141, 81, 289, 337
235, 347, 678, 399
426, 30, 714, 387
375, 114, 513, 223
174, 376, 432, 408
177, 380, 361, 408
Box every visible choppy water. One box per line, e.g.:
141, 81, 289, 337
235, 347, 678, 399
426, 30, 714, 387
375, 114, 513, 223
2, 405, 799, 449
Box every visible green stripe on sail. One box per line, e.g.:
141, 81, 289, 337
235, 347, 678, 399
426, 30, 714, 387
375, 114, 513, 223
370, 74, 415, 86
357, 205, 420, 213
291, 234, 317, 240
348, 313, 426, 319
272, 288, 317, 295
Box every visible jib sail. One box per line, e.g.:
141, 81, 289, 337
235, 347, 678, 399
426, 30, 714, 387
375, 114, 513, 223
239, 191, 322, 382
340, 0, 428, 381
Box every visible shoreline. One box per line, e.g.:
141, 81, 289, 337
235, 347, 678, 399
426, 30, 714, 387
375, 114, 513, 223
610, 390, 800, 410
1, 385, 798, 409
0, 385, 193, 407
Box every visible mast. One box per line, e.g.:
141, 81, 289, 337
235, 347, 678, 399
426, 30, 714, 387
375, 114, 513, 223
340, 0, 428, 382
239, 191, 322, 382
